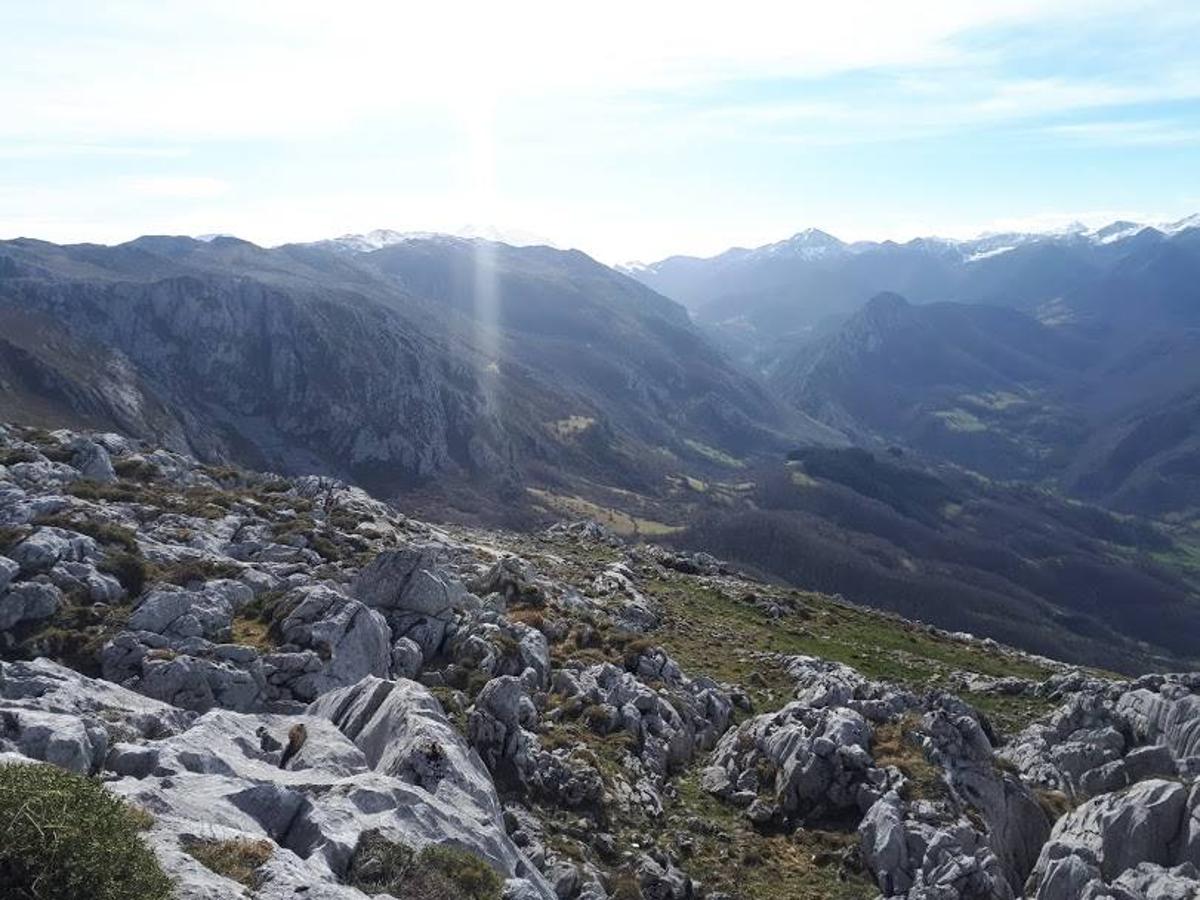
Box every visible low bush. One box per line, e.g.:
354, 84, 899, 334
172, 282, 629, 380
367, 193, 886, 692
31, 514, 139, 554
199, 464, 241, 483
157, 558, 242, 586
870, 716, 947, 802
0, 525, 30, 551
112, 458, 159, 482
346, 832, 502, 900
0, 447, 42, 466
98, 551, 149, 596
507, 608, 546, 633
66, 481, 146, 503
230, 590, 288, 650
0, 763, 172, 900
182, 836, 273, 888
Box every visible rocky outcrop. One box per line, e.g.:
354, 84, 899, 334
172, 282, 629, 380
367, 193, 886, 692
100, 582, 392, 714
1027, 779, 1200, 899
922, 699, 1051, 890
702, 657, 1053, 899
704, 700, 874, 825
311, 675, 500, 812
860, 791, 1017, 899
1, 657, 191, 774
559, 649, 733, 778
354, 546, 480, 662
0, 658, 553, 899
468, 675, 605, 810
999, 673, 1200, 820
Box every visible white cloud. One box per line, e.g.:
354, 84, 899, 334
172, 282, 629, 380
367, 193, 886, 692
122, 176, 229, 199
1044, 119, 1200, 146
2, 0, 1198, 260
0, 0, 1155, 144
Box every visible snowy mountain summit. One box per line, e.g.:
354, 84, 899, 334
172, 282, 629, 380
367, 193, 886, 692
317, 224, 558, 253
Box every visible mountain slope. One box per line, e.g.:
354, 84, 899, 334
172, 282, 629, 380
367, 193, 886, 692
634, 219, 1200, 516
671, 445, 1200, 672
0, 235, 835, 519
7, 423, 1200, 900
769, 293, 1093, 480
770, 287, 1200, 515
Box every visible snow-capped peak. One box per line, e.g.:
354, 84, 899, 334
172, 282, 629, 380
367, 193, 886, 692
324, 229, 433, 252
749, 227, 847, 261
319, 224, 557, 254
787, 227, 843, 246
1085, 221, 1149, 244
1162, 213, 1200, 234
452, 224, 557, 247
619, 260, 653, 274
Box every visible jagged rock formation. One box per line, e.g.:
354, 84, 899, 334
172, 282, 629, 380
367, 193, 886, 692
1, 421, 1199, 899
1, 658, 552, 899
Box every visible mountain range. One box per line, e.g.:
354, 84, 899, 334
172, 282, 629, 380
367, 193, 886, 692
1, 221, 1199, 671
623, 216, 1200, 358
625, 217, 1200, 518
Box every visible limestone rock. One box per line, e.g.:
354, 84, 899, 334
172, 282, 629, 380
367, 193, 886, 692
69, 437, 117, 483
354, 547, 479, 660
0, 580, 61, 630
1027, 779, 1200, 898
311, 676, 499, 811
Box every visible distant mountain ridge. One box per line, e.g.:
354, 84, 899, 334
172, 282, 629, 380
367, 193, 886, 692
618, 215, 1200, 517
623, 214, 1200, 289
621, 215, 1200, 362
769, 288, 1200, 515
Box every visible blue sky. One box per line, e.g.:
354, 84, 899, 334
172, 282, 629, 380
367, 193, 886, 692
2, 1, 1199, 262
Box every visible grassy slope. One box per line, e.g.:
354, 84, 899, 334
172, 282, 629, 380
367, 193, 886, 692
494, 529, 1071, 900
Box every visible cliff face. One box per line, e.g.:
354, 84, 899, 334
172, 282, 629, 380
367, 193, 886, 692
0, 236, 834, 515
2, 422, 1198, 900
0, 257, 516, 488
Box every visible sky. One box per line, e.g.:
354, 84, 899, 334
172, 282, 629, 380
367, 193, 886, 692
2, 1, 1199, 263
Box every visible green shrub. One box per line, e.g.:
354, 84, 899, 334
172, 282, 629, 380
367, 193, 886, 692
327, 507, 362, 530
98, 551, 150, 596
581, 703, 612, 730
66, 481, 146, 503
347, 832, 502, 900
182, 836, 272, 888
17, 427, 58, 444
0, 763, 172, 900
199, 464, 242, 483
491, 631, 522, 661
31, 514, 139, 554
38, 444, 74, 464
0, 447, 41, 466
174, 487, 235, 518
112, 458, 159, 482
0, 525, 30, 552
157, 558, 242, 586
308, 532, 344, 562
14, 584, 131, 676
230, 590, 288, 650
